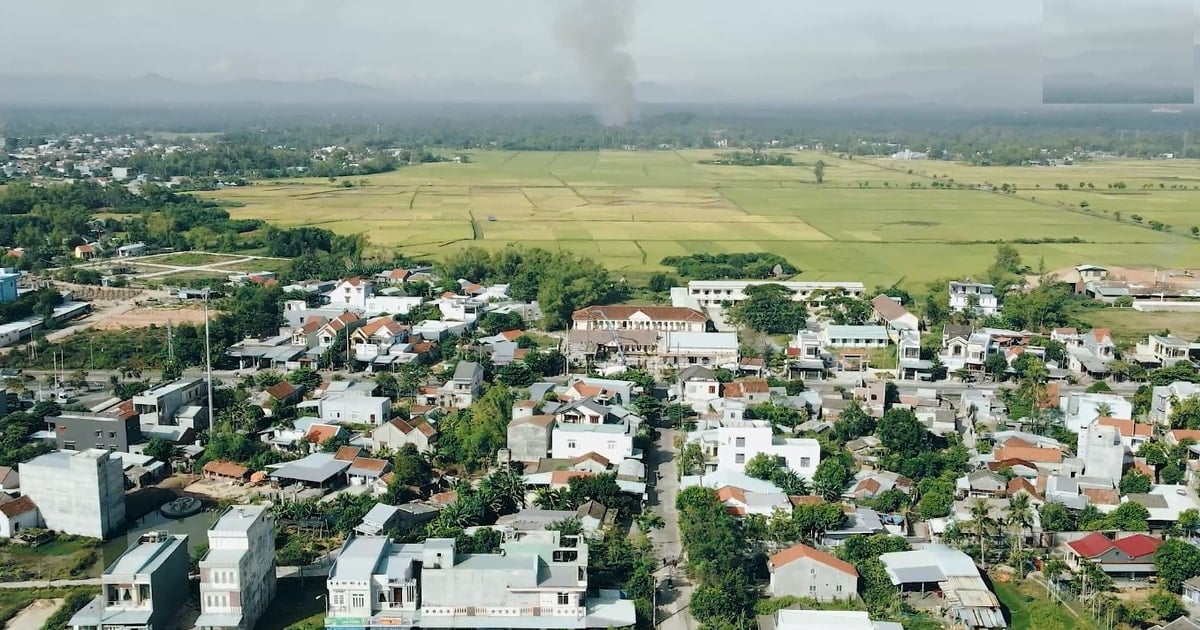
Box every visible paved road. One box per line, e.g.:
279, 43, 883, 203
646, 428, 694, 630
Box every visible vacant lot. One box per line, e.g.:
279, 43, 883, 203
205, 151, 1200, 290
1082, 308, 1200, 344
0, 537, 101, 582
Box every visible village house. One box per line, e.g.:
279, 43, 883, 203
571, 305, 708, 332
820, 325, 890, 349
1150, 381, 1199, 424
768, 543, 859, 602
317, 312, 361, 348
676, 280, 865, 310
656, 331, 739, 371
371, 418, 437, 454
948, 280, 999, 315
870, 294, 920, 338
1134, 334, 1200, 368
674, 366, 722, 412
786, 330, 827, 379
1064, 532, 1161, 577
507, 415, 556, 464
716, 485, 791, 517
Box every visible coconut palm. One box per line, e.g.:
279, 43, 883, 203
1004, 493, 1034, 554
1043, 557, 1069, 595
478, 468, 526, 516
1095, 402, 1114, 418
968, 498, 995, 567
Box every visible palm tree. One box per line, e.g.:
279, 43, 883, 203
1004, 493, 1034, 554
1043, 557, 1068, 588
479, 468, 526, 516
969, 498, 995, 567
534, 487, 570, 510
1095, 402, 1114, 418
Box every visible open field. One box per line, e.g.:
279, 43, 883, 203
205, 150, 1200, 290
1080, 308, 1200, 344
992, 578, 1098, 630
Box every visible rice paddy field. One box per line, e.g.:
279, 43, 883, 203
203, 150, 1200, 290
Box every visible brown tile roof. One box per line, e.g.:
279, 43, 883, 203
297, 316, 326, 335
265, 381, 298, 400
741, 358, 764, 367
360, 316, 408, 338
572, 452, 611, 467
994, 445, 1063, 464
1098, 417, 1153, 438
326, 311, 360, 332
333, 446, 363, 461
854, 478, 882, 495
0, 495, 37, 518
1006, 477, 1041, 499
416, 422, 437, 438
304, 424, 343, 444
510, 414, 555, 429
1038, 382, 1060, 409
1169, 430, 1200, 444
514, 400, 538, 408
789, 495, 826, 507
716, 486, 748, 504
550, 470, 594, 486
204, 460, 249, 478
1093, 328, 1113, 343
388, 418, 417, 434
1082, 487, 1120, 506
342, 276, 366, 287
429, 490, 458, 505
1053, 327, 1077, 335
113, 400, 137, 421
513, 348, 530, 360
349, 457, 389, 472
409, 405, 435, 416
499, 330, 524, 341
870, 294, 913, 322
769, 543, 859, 577
1132, 459, 1155, 478
386, 269, 411, 280
572, 305, 707, 323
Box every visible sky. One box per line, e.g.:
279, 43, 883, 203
5, 0, 1196, 103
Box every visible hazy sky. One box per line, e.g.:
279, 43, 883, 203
6, 0, 1196, 100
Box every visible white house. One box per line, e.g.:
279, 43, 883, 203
679, 280, 865, 310
571, 305, 708, 332
1060, 392, 1133, 434
656, 331, 738, 370
551, 422, 635, 464
0, 496, 39, 538
711, 420, 820, 479
1151, 381, 1199, 424
768, 543, 859, 602
820, 325, 890, 349
948, 281, 999, 315
675, 366, 722, 412
320, 394, 391, 426
327, 277, 372, 309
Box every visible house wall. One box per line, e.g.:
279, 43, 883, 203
715, 426, 820, 479
770, 558, 856, 602
145, 538, 192, 630
508, 424, 552, 463
321, 396, 390, 426
372, 425, 431, 454
200, 509, 276, 630
50, 415, 142, 452
20, 451, 125, 538
0, 508, 39, 538
551, 428, 632, 464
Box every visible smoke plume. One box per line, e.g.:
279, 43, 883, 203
555, 0, 638, 126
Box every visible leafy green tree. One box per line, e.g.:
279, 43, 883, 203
916, 479, 955, 519
1154, 539, 1200, 592
144, 437, 175, 462
1148, 589, 1186, 621
744, 453, 786, 481
812, 456, 853, 500
391, 443, 433, 487
1178, 508, 1200, 537
726, 284, 808, 334
1038, 502, 1075, 532
1106, 501, 1150, 532
1119, 471, 1152, 496
813, 160, 826, 184
496, 362, 536, 387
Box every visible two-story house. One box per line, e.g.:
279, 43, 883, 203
68, 532, 190, 630
328, 277, 372, 309
1151, 381, 1200, 424
787, 330, 827, 379
896, 329, 933, 381
675, 366, 721, 412
699, 420, 821, 479
429, 361, 483, 408
1135, 334, 1199, 367
291, 316, 326, 349
571, 305, 708, 334
318, 312, 361, 348
948, 280, 999, 315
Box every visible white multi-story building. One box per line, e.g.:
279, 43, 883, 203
690, 420, 821, 479
571, 305, 708, 332
656, 331, 739, 370
68, 532, 190, 630
948, 281, 999, 316
820, 325, 890, 348
320, 394, 392, 426
20, 449, 125, 539
196, 505, 277, 630
1151, 381, 1199, 424
324, 531, 634, 629
551, 422, 635, 464
1060, 392, 1133, 434
1078, 423, 1129, 481
677, 280, 865, 310
132, 377, 209, 430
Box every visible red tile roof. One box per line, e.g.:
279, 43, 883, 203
0, 495, 36, 518
572, 452, 611, 467
304, 424, 343, 444
1098, 417, 1153, 438
204, 460, 249, 478
499, 330, 524, 341
1068, 532, 1162, 559
572, 305, 708, 323
1081, 487, 1120, 506
789, 496, 826, 507
298, 316, 326, 335
266, 381, 298, 400
333, 446, 363, 461
359, 316, 408, 338
1006, 477, 1041, 499
349, 457, 389, 472
1092, 328, 1113, 343
1169, 430, 1200, 444
769, 543, 859, 577
342, 276, 366, 287
550, 470, 594, 486
854, 478, 882, 495
716, 486, 748, 504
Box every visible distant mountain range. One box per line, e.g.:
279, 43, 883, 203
0, 74, 395, 105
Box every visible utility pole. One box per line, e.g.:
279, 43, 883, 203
203, 292, 214, 421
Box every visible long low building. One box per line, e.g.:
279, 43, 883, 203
673, 280, 865, 309
878, 545, 1005, 629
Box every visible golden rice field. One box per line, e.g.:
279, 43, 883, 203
203, 149, 1200, 290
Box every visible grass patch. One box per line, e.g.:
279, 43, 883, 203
0, 536, 102, 582
0, 587, 99, 628
1081, 307, 1200, 345
258, 577, 328, 630
203, 151, 1200, 290
992, 578, 1098, 630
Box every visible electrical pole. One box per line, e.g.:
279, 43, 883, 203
203, 292, 214, 422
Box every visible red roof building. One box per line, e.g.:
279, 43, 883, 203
1065, 532, 1162, 575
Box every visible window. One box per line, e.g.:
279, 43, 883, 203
735, 453, 745, 464
836, 585, 844, 592
810, 585, 817, 593
567, 441, 577, 449
95, 430, 102, 437
351, 593, 365, 608
108, 431, 116, 439
800, 457, 811, 468
332, 594, 345, 607
557, 593, 570, 606
735, 437, 745, 447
